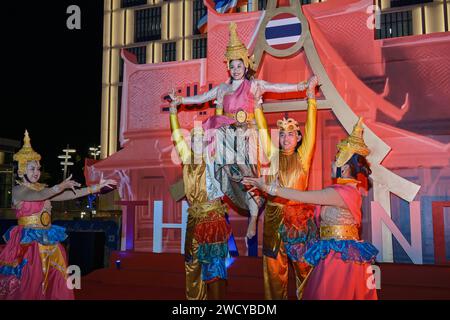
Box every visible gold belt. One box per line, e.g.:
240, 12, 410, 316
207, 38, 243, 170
187, 200, 226, 218
225, 111, 255, 123
320, 225, 359, 240
18, 211, 52, 229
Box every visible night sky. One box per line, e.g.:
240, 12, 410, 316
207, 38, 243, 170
0, 1, 104, 185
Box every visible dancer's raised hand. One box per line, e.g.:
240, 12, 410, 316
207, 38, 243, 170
306, 75, 319, 99
57, 174, 81, 193
168, 88, 182, 107
98, 177, 118, 189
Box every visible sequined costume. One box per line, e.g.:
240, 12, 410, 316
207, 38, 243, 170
0, 131, 98, 300
177, 23, 307, 215
302, 183, 378, 300
170, 112, 231, 300
254, 97, 318, 300
0, 200, 72, 300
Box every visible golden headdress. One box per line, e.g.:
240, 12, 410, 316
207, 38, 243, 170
335, 118, 370, 167
277, 118, 301, 133
13, 130, 41, 177
224, 22, 254, 70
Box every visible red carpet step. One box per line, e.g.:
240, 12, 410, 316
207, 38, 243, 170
74, 251, 450, 300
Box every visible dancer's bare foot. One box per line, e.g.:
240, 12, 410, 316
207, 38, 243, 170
246, 216, 258, 239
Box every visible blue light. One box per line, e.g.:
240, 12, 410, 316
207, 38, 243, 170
225, 257, 235, 269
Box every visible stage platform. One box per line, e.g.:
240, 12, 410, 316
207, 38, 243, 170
75, 251, 450, 300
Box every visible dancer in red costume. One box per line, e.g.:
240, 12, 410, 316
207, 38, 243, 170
243, 118, 378, 300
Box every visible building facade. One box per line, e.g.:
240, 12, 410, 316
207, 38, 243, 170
100, 0, 449, 158
0, 138, 20, 217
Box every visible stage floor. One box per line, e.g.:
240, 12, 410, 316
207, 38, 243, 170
75, 251, 450, 300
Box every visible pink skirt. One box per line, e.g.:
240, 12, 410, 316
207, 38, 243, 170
0, 226, 74, 300
303, 251, 378, 300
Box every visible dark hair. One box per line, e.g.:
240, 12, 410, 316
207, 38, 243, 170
294, 130, 303, 152
336, 154, 372, 189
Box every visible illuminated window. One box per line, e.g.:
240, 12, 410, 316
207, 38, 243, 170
135, 7, 162, 42
376, 10, 413, 39
193, 0, 207, 35
163, 42, 177, 62
193, 38, 207, 59
258, 0, 267, 10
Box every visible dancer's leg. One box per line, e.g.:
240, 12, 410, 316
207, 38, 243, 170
185, 240, 207, 300
207, 279, 227, 300
263, 243, 289, 300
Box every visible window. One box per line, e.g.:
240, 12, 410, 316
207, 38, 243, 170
121, 0, 147, 8
258, 0, 267, 10
192, 38, 207, 59
390, 0, 432, 8
193, 0, 207, 35
163, 42, 177, 62
300, 0, 312, 5
135, 7, 162, 42
376, 11, 413, 39
126, 46, 147, 64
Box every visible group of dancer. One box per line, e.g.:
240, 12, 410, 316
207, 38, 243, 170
0, 21, 378, 300
169, 22, 378, 300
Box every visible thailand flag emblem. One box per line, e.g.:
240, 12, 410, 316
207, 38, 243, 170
265, 13, 302, 50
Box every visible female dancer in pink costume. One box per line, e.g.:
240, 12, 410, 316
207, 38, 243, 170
243, 118, 378, 300
169, 22, 315, 240
0, 131, 116, 299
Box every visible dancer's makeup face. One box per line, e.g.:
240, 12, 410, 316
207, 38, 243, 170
279, 131, 300, 152
229, 60, 246, 80
332, 161, 351, 179
25, 161, 41, 183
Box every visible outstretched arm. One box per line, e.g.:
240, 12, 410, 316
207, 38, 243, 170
50, 178, 117, 201
12, 175, 81, 203
13, 185, 64, 203
242, 176, 347, 208
252, 79, 307, 94
49, 187, 96, 201
177, 86, 219, 105
169, 105, 192, 164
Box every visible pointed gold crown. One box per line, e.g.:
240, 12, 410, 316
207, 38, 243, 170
13, 130, 41, 177
335, 118, 370, 167
277, 117, 301, 132
224, 22, 254, 70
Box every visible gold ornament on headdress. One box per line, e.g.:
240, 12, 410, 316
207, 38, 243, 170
13, 130, 41, 177
277, 118, 301, 133
335, 118, 370, 168
224, 22, 254, 70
